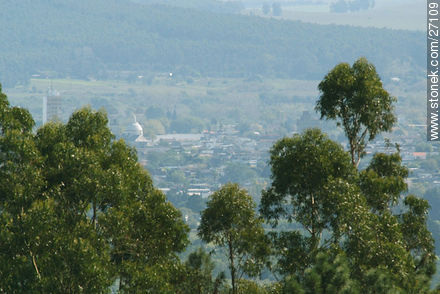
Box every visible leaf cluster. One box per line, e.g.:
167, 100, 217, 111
260, 128, 437, 292
0, 86, 189, 292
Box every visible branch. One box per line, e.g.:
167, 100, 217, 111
23, 231, 41, 280
29, 249, 41, 280
358, 127, 369, 147
238, 267, 245, 280
304, 225, 313, 235
353, 127, 369, 167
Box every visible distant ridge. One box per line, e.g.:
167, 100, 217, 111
0, 0, 423, 86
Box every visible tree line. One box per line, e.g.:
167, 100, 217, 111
0, 58, 438, 293
0, 0, 424, 87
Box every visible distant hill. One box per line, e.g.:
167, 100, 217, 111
131, 0, 244, 13
0, 0, 424, 86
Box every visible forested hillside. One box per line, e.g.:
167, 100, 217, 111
131, 0, 244, 13
0, 0, 423, 86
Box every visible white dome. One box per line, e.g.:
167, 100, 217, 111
126, 122, 143, 136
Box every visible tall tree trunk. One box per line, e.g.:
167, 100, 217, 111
228, 237, 236, 294
350, 141, 357, 168
310, 194, 319, 254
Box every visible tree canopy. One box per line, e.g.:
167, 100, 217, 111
198, 183, 270, 294
260, 129, 356, 268
315, 57, 397, 167
260, 128, 436, 292
0, 84, 189, 292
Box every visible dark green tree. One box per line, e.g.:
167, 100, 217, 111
261, 127, 436, 292
358, 152, 436, 291
399, 195, 436, 292
359, 152, 408, 212
0, 88, 113, 292
260, 129, 355, 274
315, 57, 396, 167
179, 248, 226, 294
198, 183, 270, 294
302, 251, 359, 294
0, 85, 189, 292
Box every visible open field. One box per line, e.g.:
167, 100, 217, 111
245, 0, 424, 31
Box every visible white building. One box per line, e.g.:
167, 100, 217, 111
125, 114, 148, 142
42, 86, 61, 124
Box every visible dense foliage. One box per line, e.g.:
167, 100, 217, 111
261, 128, 436, 293
0, 84, 189, 292
316, 57, 397, 167
198, 183, 269, 294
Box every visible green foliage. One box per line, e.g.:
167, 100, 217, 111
359, 152, 408, 212
0, 85, 189, 292
267, 231, 312, 276
260, 128, 356, 271
237, 279, 268, 294
400, 196, 436, 277
261, 128, 355, 225
261, 126, 436, 292
316, 57, 397, 167
361, 268, 403, 294
179, 248, 226, 294
199, 183, 270, 294
302, 251, 360, 294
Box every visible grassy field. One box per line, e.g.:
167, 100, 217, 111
245, 0, 424, 31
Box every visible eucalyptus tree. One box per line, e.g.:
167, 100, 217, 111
198, 183, 269, 294
260, 129, 356, 275
315, 57, 396, 167
314, 58, 435, 290
260, 128, 436, 292
0, 84, 189, 292
359, 152, 436, 291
